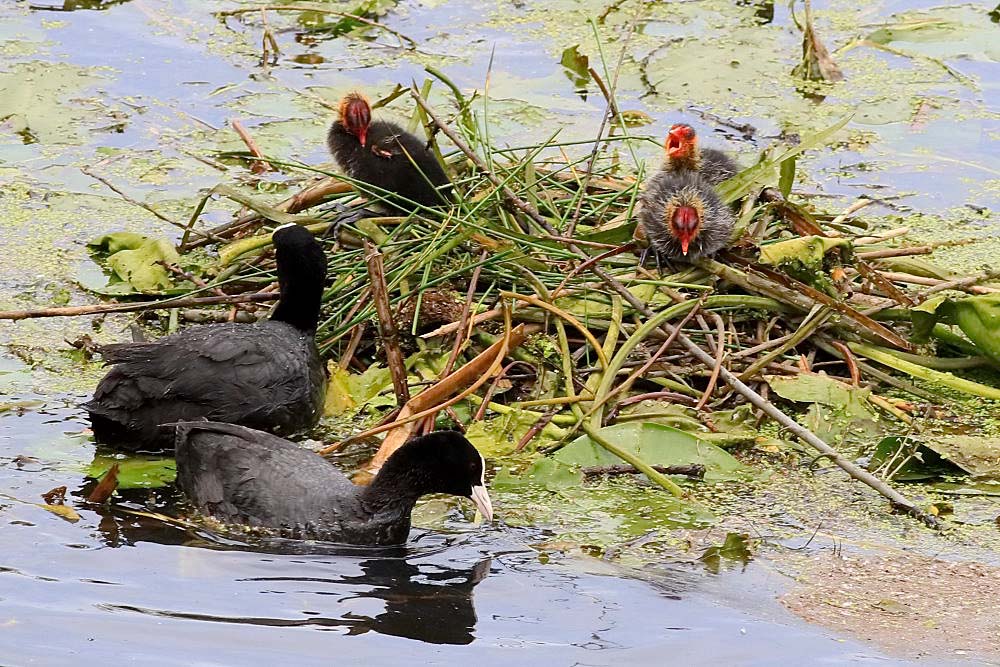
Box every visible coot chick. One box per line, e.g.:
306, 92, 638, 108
173, 423, 493, 546
327, 92, 452, 214
84, 224, 328, 453
664, 123, 739, 186
638, 171, 735, 261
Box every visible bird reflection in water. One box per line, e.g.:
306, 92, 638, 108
336, 556, 492, 644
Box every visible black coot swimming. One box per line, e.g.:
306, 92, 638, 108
173, 423, 493, 546
638, 170, 735, 261
84, 224, 328, 453
664, 123, 739, 186
327, 91, 452, 214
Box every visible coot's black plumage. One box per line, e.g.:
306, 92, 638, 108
638, 170, 735, 261
84, 224, 328, 453
327, 92, 452, 214
173, 423, 493, 546
664, 123, 739, 186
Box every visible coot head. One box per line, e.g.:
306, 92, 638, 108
371, 430, 493, 523
269, 223, 327, 332
338, 92, 372, 148
666, 123, 697, 160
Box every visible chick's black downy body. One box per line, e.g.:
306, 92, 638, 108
693, 147, 740, 186
328, 110, 451, 214
638, 171, 735, 261
84, 224, 328, 453
174, 424, 493, 546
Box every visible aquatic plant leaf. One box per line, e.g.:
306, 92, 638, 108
923, 436, 1000, 479
910, 294, 951, 343
88, 232, 180, 293
614, 110, 654, 128
792, 0, 844, 83
493, 457, 582, 491
555, 422, 746, 482
778, 155, 796, 198
767, 373, 881, 445
699, 532, 752, 573
951, 295, 1000, 365
910, 293, 1000, 363
87, 455, 176, 489
869, 435, 955, 481
324, 365, 357, 415
465, 410, 558, 458
863, 8, 1000, 62
559, 45, 590, 95
0, 61, 108, 145
878, 257, 954, 280
759, 235, 849, 270
716, 114, 852, 204
323, 363, 394, 416
39, 503, 81, 522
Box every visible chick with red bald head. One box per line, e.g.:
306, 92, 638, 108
327, 92, 452, 214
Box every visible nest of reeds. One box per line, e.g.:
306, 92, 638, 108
63, 87, 1000, 527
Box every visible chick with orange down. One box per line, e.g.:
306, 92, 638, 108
327, 92, 452, 214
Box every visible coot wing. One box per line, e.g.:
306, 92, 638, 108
174, 422, 356, 535
86, 321, 323, 448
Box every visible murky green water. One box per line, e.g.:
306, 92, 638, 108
1, 0, 998, 664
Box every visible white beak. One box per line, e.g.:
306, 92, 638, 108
470, 485, 494, 524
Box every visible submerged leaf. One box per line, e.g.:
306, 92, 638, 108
923, 436, 1000, 479
699, 532, 753, 573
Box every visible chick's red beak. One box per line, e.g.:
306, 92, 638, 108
357, 127, 367, 148
672, 205, 700, 256
666, 128, 685, 158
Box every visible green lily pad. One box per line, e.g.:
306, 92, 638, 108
493, 457, 582, 491
864, 7, 1000, 62
87, 454, 177, 489
555, 422, 747, 482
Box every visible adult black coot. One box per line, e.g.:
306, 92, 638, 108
638, 171, 735, 261
664, 123, 739, 186
173, 423, 493, 546
327, 92, 452, 214
84, 223, 328, 453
